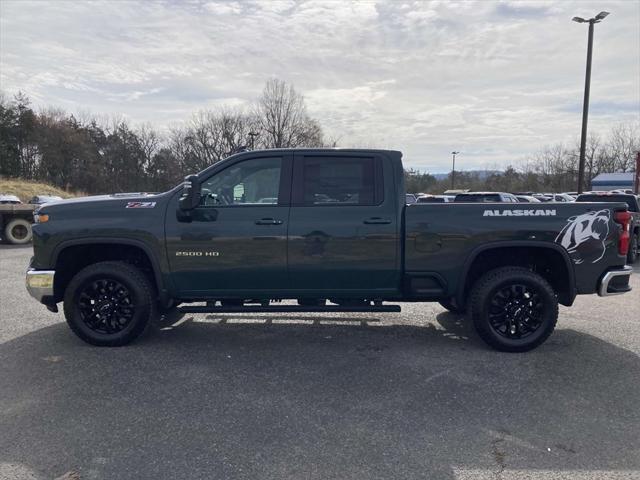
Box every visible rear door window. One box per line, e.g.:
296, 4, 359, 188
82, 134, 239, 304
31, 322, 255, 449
294, 156, 382, 206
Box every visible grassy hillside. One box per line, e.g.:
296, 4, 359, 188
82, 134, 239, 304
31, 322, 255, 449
0, 178, 81, 202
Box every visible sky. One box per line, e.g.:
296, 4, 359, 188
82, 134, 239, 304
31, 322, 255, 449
1, 0, 639, 172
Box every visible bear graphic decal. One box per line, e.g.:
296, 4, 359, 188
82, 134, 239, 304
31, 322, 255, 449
555, 209, 611, 264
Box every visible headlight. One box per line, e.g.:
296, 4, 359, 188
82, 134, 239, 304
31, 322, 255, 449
33, 213, 49, 223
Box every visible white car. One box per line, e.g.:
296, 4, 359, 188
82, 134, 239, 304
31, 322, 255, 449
0, 194, 22, 204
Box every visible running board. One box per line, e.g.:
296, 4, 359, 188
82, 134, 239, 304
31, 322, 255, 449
177, 305, 402, 314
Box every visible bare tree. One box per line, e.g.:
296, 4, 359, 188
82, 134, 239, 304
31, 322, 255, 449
254, 79, 324, 148
137, 124, 160, 181
606, 122, 640, 172
170, 107, 260, 173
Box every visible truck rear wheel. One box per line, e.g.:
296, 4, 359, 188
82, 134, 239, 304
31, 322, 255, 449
63, 261, 156, 346
469, 267, 558, 352
4, 218, 32, 244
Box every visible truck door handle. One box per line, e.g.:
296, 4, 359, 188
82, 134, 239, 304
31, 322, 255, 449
363, 217, 392, 225
255, 218, 283, 225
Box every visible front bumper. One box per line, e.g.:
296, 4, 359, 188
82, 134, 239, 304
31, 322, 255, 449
598, 265, 633, 297
26, 268, 55, 303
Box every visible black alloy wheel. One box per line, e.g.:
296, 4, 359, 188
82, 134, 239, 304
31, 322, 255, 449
487, 284, 543, 340
469, 266, 558, 352
77, 278, 135, 334
64, 261, 155, 346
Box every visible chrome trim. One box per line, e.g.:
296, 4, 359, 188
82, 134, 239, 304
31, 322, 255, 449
598, 266, 633, 297
26, 269, 55, 302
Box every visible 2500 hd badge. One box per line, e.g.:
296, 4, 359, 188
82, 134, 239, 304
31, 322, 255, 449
175, 251, 220, 257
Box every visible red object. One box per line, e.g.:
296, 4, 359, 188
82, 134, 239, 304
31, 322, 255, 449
614, 210, 632, 255
635, 152, 640, 194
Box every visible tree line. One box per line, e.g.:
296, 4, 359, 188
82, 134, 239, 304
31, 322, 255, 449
405, 123, 639, 194
0, 78, 637, 196
0, 79, 326, 193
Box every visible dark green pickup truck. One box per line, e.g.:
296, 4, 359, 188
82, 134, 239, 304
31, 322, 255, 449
26, 149, 633, 351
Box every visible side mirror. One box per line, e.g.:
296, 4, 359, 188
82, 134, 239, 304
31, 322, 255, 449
178, 174, 201, 211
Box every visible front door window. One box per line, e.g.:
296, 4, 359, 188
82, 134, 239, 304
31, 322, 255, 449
200, 157, 282, 207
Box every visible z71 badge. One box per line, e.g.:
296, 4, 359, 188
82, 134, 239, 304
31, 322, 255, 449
126, 201, 156, 209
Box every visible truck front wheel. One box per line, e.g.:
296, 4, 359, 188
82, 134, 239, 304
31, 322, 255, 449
63, 261, 156, 346
469, 267, 558, 352
4, 218, 32, 244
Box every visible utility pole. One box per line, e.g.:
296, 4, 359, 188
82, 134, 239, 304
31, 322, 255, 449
248, 131, 259, 150
451, 151, 459, 190
573, 11, 609, 193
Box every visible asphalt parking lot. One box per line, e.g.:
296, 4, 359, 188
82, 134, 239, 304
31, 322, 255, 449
1, 245, 639, 480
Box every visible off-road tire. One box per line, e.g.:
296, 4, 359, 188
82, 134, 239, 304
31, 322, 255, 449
63, 261, 156, 346
628, 232, 639, 264
469, 266, 558, 352
4, 218, 32, 244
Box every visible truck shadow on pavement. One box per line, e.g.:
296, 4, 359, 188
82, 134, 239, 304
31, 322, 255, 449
0, 315, 639, 479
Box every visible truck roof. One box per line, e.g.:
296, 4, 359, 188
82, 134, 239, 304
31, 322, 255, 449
195, 148, 404, 182
229, 148, 403, 156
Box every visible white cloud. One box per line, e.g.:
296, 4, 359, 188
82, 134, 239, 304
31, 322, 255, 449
0, 0, 638, 172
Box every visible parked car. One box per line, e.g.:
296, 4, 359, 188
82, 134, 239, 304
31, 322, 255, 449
534, 193, 574, 203
406, 193, 417, 204
516, 195, 541, 203
27, 149, 633, 352
29, 195, 63, 205
454, 192, 519, 203
443, 189, 469, 195
0, 194, 22, 204
551, 193, 575, 202
416, 194, 455, 203
575, 192, 640, 263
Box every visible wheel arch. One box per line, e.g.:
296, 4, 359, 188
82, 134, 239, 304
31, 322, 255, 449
456, 241, 576, 308
51, 238, 167, 303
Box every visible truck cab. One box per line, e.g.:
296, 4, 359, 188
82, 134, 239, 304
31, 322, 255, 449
166, 149, 403, 299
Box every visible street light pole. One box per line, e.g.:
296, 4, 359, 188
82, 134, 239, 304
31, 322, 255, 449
451, 151, 459, 190
248, 131, 259, 150
573, 11, 609, 194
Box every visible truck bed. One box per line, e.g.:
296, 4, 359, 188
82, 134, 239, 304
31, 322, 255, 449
404, 202, 629, 298
0, 204, 35, 214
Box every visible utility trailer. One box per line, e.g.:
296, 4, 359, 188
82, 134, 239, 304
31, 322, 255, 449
0, 204, 35, 244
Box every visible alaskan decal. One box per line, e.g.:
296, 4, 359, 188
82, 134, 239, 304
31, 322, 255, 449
555, 209, 610, 264
126, 201, 156, 209
483, 209, 556, 217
